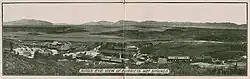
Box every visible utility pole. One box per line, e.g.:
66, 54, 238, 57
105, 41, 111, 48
9, 41, 13, 52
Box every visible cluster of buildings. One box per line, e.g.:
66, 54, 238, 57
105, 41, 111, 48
10, 41, 152, 66
9, 40, 247, 69
156, 54, 247, 69
11, 41, 97, 59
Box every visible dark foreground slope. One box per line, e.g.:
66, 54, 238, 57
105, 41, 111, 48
3, 51, 247, 76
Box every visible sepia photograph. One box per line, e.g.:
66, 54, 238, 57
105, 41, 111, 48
1, 1, 248, 76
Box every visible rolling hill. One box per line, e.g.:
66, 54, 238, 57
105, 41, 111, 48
3, 19, 53, 26
84, 21, 114, 25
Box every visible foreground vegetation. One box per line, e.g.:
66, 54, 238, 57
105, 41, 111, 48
3, 51, 247, 76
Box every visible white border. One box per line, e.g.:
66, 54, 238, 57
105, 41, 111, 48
0, 0, 249, 79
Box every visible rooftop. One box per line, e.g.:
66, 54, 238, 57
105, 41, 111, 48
100, 49, 133, 55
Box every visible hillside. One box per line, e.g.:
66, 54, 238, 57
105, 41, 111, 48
3, 19, 247, 29
92, 27, 247, 42
84, 21, 114, 25
3, 19, 53, 26
84, 20, 246, 28
113, 20, 139, 26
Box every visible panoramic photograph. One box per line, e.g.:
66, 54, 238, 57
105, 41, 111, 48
2, 3, 248, 76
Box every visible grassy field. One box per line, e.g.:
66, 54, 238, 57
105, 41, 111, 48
2, 25, 248, 76
3, 25, 247, 59
140, 42, 247, 60
3, 25, 247, 42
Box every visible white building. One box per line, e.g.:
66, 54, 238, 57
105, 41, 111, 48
126, 46, 139, 50
49, 49, 59, 55
75, 51, 100, 58
13, 46, 41, 58
158, 58, 168, 64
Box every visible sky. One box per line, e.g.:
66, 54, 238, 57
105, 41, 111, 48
3, 3, 247, 24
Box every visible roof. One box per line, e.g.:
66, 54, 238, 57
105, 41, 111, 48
167, 56, 190, 59
76, 51, 100, 57
39, 49, 52, 54
100, 49, 133, 55
241, 55, 247, 59
59, 44, 70, 50
126, 46, 138, 48
190, 62, 212, 67
158, 58, 167, 64
202, 56, 212, 59
195, 56, 203, 59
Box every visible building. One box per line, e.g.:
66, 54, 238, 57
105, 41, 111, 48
47, 41, 71, 51
37, 48, 53, 56
13, 46, 41, 58
131, 58, 145, 65
167, 56, 191, 62
63, 53, 77, 59
100, 49, 133, 59
158, 58, 168, 64
190, 62, 213, 68
110, 58, 123, 63
126, 46, 139, 50
49, 49, 59, 55
193, 55, 213, 63
240, 55, 247, 60
135, 53, 151, 62
74, 51, 100, 60
76, 51, 100, 57
212, 59, 225, 65
59, 44, 71, 51
92, 45, 101, 52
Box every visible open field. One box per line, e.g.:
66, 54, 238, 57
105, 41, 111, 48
3, 25, 247, 59
140, 42, 247, 59
3, 25, 247, 42
2, 24, 248, 76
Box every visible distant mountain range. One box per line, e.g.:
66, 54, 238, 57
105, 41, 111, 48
84, 20, 246, 27
84, 21, 114, 25
3, 19, 53, 26
3, 19, 247, 28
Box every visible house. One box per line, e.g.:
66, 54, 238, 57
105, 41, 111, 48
193, 55, 213, 63
49, 49, 59, 55
97, 55, 124, 63
92, 45, 101, 52
63, 53, 77, 59
76, 51, 100, 57
37, 48, 53, 56
110, 58, 123, 63
158, 58, 168, 64
13, 46, 41, 58
101, 57, 110, 61
74, 51, 100, 60
240, 55, 247, 61
212, 59, 225, 65
227, 59, 240, 62
135, 53, 151, 62
167, 56, 191, 61
126, 46, 139, 50
241, 55, 247, 59
59, 44, 71, 51
100, 49, 133, 59
190, 62, 213, 68
126, 46, 139, 53
131, 57, 145, 65
230, 62, 247, 69
47, 41, 71, 51
51, 41, 62, 45
191, 62, 230, 69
